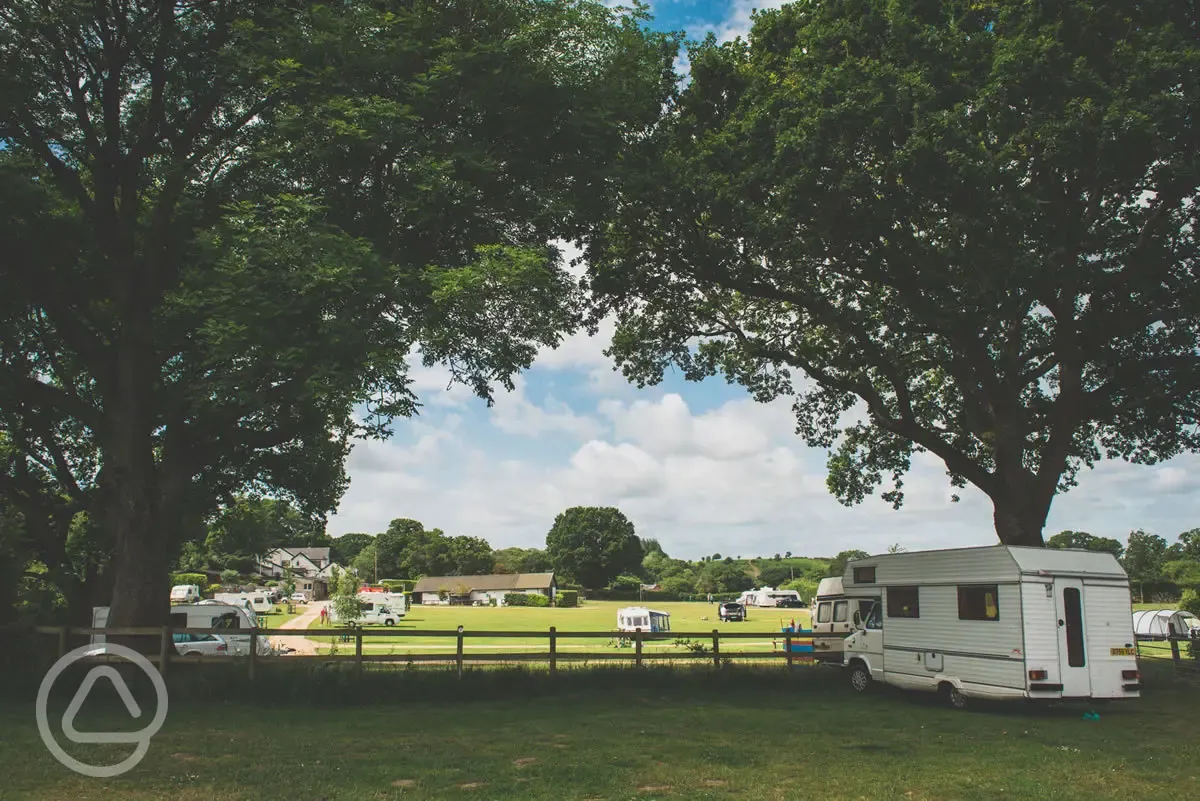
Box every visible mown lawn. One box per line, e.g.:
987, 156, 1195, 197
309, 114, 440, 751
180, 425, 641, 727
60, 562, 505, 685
302, 600, 811, 655
1, 663, 1195, 800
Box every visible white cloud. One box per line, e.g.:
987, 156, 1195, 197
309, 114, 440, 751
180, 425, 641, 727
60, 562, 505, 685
490, 374, 604, 440
695, 0, 789, 44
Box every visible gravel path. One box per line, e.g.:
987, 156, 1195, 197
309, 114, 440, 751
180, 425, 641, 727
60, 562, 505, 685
273, 601, 328, 655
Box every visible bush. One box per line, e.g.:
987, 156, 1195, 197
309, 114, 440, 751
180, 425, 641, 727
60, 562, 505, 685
1180, 589, 1200, 617
504, 593, 550, 607
206, 584, 221, 597
170, 572, 207, 588
556, 590, 579, 608
380, 579, 414, 593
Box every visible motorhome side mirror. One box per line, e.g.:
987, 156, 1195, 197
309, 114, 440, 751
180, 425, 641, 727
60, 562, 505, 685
852, 610, 864, 629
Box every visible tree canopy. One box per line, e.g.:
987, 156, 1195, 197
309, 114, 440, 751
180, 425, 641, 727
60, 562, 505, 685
545, 506, 644, 589
0, 0, 677, 625
586, 0, 1200, 547
1045, 530, 1125, 559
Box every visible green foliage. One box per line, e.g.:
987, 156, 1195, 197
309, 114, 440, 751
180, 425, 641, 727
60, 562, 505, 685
1046, 531, 1125, 559
827, 551, 871, 579
587, 0, 1200, 547
1164, 561, 1200, 591
171, 573, 208, 588
493, 546, 552, 574
1174, 529, 1200, 561
332, 533, 376, 566
503, 593, 550, 608
546, 507, 644, 589
0, 0, 678, 626
379, 580, 413, 593
780, 578, 819, 602
1123, 531, 1169, 599
202, 497, 321, 574
556, 589, 579, 608
608, 574, 644, 592
695, 561, 753, 595
219, 569, 240, 585
206, 584, 221, 597
331, 567, 364, 624
1178, 588, 1200, 615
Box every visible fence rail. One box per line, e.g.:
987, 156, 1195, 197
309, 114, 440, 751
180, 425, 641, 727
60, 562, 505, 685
6, 624, 826, 680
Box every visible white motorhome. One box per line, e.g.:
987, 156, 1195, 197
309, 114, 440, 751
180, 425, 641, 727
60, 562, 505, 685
810, 576, 880, 664
330, 599, 404, 626
358, 591, 407, 615
92, 603, 270, 656
840, 546, 1141, 708
737, 587, 804, 608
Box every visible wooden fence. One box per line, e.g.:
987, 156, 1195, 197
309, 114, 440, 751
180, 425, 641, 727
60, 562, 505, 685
14, 625, 829, 681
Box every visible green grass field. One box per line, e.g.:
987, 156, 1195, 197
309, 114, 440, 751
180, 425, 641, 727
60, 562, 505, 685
301, 601, 812, 655
2, 662, 1195, 801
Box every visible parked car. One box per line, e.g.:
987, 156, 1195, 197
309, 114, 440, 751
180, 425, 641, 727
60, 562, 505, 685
719, 602, 746, 622
289, 592, 309, 603
775, 597, 806, 609
172, 632, 229, 656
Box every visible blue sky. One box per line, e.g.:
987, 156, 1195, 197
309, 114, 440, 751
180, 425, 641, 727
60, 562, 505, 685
326, 2, 1200, 559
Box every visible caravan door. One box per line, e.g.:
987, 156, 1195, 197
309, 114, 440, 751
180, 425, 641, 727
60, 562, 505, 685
1054, 578, 1092, 698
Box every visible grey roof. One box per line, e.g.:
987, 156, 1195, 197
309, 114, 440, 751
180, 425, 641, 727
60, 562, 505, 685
412, 572, 555, 594
287, 547, 331, 564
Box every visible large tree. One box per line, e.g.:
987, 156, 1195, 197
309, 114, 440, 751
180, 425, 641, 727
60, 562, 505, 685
1122, 530, 1168, 601
0, 1, 677, 627
587, 0, 1200, 546
545, 506, 643, 589
1045, 530, 1124, 559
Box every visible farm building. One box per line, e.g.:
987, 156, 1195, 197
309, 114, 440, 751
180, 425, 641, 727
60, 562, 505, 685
411, 573, 557, 606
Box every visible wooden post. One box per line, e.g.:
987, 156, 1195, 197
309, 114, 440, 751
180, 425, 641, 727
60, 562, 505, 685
58, 625, 69, 658
1170, 637, 1181, 664
635, 628, 643, 668
248, 630, 258, 681
355, 626, 363, 674
159, 625, 171, 678
712, 629, 720, 669
549, 626, 557, 676
786, 634, 793, 669
456, 626, 465, 680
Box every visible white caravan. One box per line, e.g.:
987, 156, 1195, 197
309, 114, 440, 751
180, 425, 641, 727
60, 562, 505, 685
92, 603, 270, 656
840, 546, 1140, 708
810, 577, 880, 664
737, 587, 804, 608
169, 584, 201, 604
213, 592, 272, 615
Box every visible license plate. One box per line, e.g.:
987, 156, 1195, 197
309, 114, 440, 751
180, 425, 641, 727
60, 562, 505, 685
1110, 647, 1136, 656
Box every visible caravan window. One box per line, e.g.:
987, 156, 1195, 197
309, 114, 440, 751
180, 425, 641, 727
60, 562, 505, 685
853, 567, 876, 584
816, 602, 832, 623
170, 612, 188, 629
887, 586, 920, 618
833, 601, 848, 623
212, 613, 241, 630
957, 585, 1000, 621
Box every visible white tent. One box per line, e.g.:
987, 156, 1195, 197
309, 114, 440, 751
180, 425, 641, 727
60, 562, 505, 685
1132, 609, 1199, 640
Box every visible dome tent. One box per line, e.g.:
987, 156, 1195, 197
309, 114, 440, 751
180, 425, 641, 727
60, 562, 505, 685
1132, 609, 1200, 640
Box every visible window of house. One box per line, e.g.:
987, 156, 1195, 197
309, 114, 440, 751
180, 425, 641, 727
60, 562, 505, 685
957, 585, 1000, 621
853, 566, 876, 584
833, 601, 848, 622
816, 602, 832, 623
886, 586, 920, 618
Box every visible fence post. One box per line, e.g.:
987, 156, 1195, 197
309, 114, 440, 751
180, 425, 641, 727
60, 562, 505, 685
248, 629, 258, 681
712, 629, 720, 669
549, 626, 557, 676
635, 628, 643, 668
159, 625, 171, 678
786, 633, 793, 669
456, 626, 465, 680
355, 626, 363, 674
58, 625, 69, 658
1170, 636, 1181, 664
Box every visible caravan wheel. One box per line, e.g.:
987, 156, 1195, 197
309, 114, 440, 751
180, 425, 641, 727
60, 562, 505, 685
942, 683, 968, 710
849, 663, 871, 692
